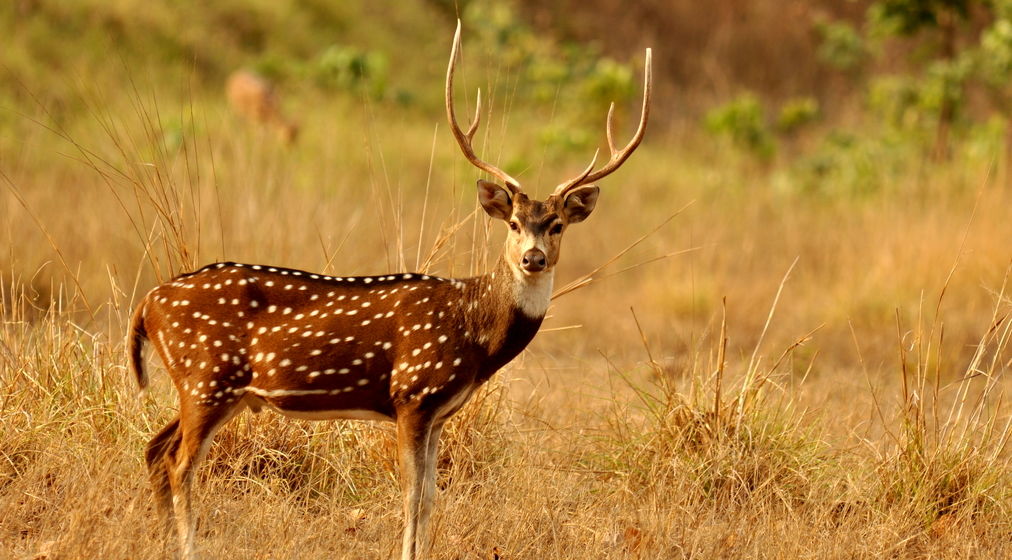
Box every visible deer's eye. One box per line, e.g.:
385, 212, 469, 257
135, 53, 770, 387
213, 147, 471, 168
508, 221, 520, 232
549, 223, 563, 235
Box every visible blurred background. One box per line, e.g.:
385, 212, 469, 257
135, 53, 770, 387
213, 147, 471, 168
7, 0, 1012, 160
4, 0, 1012, 372
2, 2, 1011, 557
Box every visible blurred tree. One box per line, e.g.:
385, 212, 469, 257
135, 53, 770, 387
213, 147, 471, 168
865, 0, 981, 159
975, 1, 1012, 172
869, 0, 973, 34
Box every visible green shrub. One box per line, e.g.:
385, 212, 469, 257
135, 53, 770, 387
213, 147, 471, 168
705, 93, 775, 159
816, 20, 867, 71
777, 97, 820, 134
313, 44, 388, 99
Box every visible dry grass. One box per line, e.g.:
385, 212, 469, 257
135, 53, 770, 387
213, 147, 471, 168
2, 9, 1012, 559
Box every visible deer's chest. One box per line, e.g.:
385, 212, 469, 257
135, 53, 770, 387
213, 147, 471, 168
479, 310, 544, 380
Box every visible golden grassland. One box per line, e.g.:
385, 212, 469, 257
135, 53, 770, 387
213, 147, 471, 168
3, 8, 1012, 560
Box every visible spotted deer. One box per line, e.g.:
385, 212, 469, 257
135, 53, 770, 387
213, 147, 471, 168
225, 69, 299, 144
129, 23, 650, 560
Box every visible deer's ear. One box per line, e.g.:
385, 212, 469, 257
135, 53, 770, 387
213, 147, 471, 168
477, 180, 513, 220
562, 185, 599, 223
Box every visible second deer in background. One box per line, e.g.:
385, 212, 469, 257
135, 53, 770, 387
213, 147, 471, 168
226, 69, 299, 144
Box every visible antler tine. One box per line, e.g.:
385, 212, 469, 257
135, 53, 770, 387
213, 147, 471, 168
605, 102, 617, 155
554, 48, 652, 196
466, 88, 482, 141
446, 20, 521, 194
552, 149, 599, 194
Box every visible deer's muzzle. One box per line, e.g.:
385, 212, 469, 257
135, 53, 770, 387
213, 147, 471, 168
520, 249, 547, 273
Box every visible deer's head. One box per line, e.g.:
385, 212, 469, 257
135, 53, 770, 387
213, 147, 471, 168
446, 22, 651, 280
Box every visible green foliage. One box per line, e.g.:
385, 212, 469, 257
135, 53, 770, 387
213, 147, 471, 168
463, 0, 531, 55
957, 115, 1006, 167
704, 95, 820, 160
250, 53, 292, 81
705, 93, 776, 160
0, 0, 645, 160
313, 44, 389, 99
919, 54, 972, 115
977, 17, 1012, 87
974, 4, 1012, 112
786, 113, 1003, 196
867, 75, 924, 129
868, 0, 973, 36
460, 0, 638, 155
777, 97, 820, 134
580, 58, 635, 115
860, 54, 972, 136
816, 20, 868, 71
860, 0, 982, 159
804, 0, 1010, 167
790, 130, 911, 195
537, 122, 591, 154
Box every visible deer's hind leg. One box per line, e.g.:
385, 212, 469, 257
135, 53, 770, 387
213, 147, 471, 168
146, 416, 182, 536
159, 396, 245, 559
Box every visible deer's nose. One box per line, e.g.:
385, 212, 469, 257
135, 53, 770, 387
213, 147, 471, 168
521, 249, 547, 273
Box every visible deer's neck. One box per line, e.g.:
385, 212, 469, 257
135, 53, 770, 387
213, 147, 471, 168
460, 256, 552, 377
486, 255, 553, 319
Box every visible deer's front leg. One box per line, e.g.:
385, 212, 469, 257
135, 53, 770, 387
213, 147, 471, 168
416, 421, 444, 556
397, 411, 439, 560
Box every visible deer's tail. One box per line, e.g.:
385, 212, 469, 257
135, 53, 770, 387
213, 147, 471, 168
127, 298, 149, 390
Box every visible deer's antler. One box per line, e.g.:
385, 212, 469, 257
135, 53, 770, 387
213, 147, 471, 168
554, 48, 652, 196
446, 21, 522, 194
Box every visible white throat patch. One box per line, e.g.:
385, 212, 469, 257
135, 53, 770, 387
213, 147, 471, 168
510, 265, 553, 318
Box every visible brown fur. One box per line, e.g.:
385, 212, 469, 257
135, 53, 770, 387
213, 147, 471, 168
129, 256, 557, 559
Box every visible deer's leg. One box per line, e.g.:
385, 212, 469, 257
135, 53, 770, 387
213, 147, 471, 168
397, 412, 437, 560
416, 421, 444, 558
145, 417, 182, 536
167, 400, 244, 560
